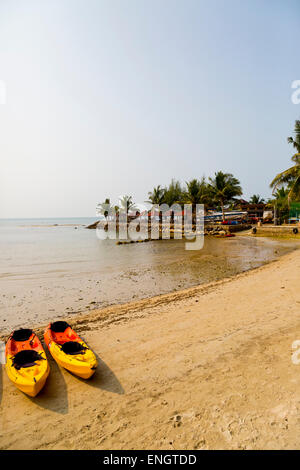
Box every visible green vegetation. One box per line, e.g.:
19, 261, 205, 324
163, 179, 183, 208
146, 185, 165, 205
99, 120, 300, 226
145, 173, 243, 222
99, 172, 243, 223
249, 194, 265, 204
183, 177, 211, 223
208, 172, 243, 221
270, 120, 300, 203
266, 187, 290, 224
268, 119, 300, 222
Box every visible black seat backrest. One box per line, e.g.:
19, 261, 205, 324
12, 350, 44, 370
50, 321, 70, 333
12, 329, 33, 342
61, 341, 86, 355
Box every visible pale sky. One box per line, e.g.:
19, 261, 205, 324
0, 0, 299, 218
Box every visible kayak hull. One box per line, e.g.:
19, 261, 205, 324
6, 356, 50, 397
44, 322, 97, 379
47, 341, 97, 379
5, 330, 50, 397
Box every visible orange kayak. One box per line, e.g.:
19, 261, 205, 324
5, 329, 50, 397
44, 321, 97, 379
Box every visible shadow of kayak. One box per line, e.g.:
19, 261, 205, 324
27, 355, 69, 414
62, 350, 124, 395
81, 351, 124, 395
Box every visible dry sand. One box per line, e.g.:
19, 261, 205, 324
1, 248, 300, 450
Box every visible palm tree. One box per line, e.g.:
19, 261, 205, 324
274, 187, 289, 200
119, 195, 137, 214
183, 177, 211, 225
146, 185, 166, 227
266, 187, 288, 208
287, 120, 300, 153
164, 180, 183, 226
249, 194, 265, 204
267, 187, 290, 224
270, 156, 300, 203
97, 198, 113, 218
163, 179, 183, 207
208, 171, 243, 221
147, 185, 166, 205
270, 121, 300, 203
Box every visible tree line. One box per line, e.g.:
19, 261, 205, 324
99, 120, 300, 223
98, 172, 243, 222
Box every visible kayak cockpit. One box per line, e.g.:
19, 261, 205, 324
50, 321, 70, 333
61, 341, 87, 355
11, 329, 33, 342
12, 350, 45, 370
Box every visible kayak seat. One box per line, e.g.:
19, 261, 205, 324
11, 329, 33, 342
61, 341, 87, 355
50, 321, 70, 333
12, 350, 44, 370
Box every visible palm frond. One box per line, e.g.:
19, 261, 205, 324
288, 175, 300, 200
270, 165, 299, 189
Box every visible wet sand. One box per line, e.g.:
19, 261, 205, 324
1, 247, 300, 449
1, 226, 299, 332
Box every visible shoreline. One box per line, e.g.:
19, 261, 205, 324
1, 246, 300, 448
1, 240, 299, 340
2, 231, 298, 332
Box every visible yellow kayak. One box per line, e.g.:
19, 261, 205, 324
44, 321, 97, 379
5, 329, 50, 397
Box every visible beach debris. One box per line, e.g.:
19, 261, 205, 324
116, 239, 150, 245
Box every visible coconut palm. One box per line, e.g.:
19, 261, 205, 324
287, 120, 300, 153
146, 185, 166, 205
270, 121, 300, 203
274, 187, 289, 200
249, 194, 265, 204
146, 185, 166, 226
208, 171, 243, 221
97, 198, 113, 218
270, 156, 300, 202
266, 187, 288, 209
163, 179, 183, 207
183, 177, 211, 224
267, 187, 290, 224
119, 195, 137, 214
164, 180, 184, 225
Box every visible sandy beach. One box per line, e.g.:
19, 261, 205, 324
1, 0, 300, 455
1, 246, 300, 450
